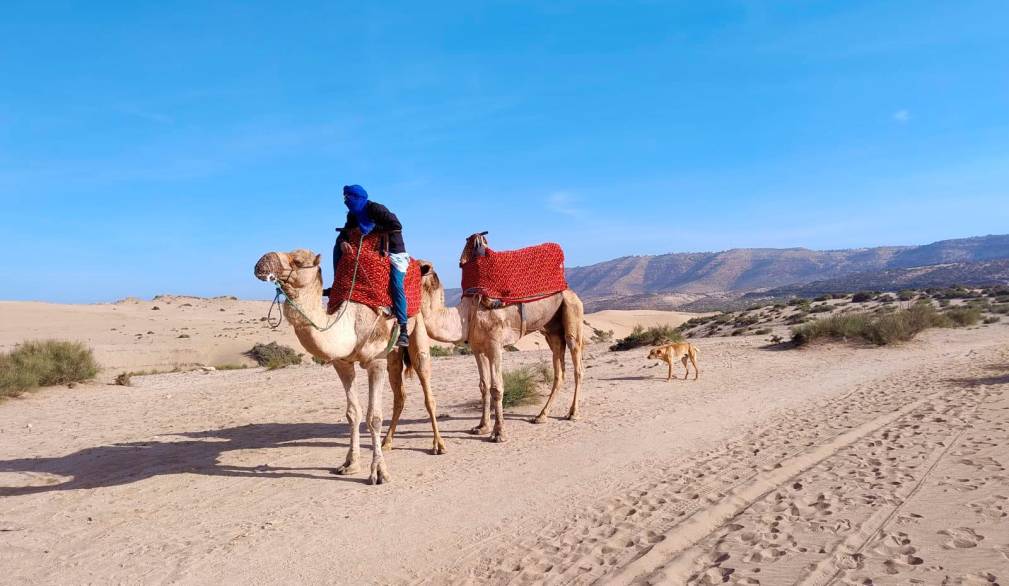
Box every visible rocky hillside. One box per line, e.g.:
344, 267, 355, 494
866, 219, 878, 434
565, 234, 1009, 299
753, 258, 1009, 299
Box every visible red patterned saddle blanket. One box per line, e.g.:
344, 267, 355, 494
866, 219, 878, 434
327, 230, 421, 317
461, 243, 568, 305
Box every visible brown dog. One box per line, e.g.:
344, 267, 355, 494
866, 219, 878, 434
647, 343, 700, 381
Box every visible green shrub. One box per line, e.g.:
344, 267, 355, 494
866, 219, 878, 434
245, 342, 302, 369
809, 304, 833, 313
898, 290, 916, 301
943, 306, 982, 327
753, 327, 772, 335
790, 303, 953, 347
502, 365, 545, 407
610, 325, 683, 351
0, 339, 99, 398
851, 291, 875, 303
115, 372, 132, 386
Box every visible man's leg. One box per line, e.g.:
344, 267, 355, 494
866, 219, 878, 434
389, 252, 410, 347
323, 239, 344, 298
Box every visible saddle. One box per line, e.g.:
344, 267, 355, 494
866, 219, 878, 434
327, 230, 421, 317
460, 242, 568, 306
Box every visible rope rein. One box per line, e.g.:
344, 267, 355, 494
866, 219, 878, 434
268, 233, 366, 332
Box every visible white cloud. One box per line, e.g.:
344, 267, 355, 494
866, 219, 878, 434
547, 191, 580, 216
893, 109, 910, 123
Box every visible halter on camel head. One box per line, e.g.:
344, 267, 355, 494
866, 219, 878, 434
459, 231, 490, 268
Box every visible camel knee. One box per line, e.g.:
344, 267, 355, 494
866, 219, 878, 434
367, 415, 383, 433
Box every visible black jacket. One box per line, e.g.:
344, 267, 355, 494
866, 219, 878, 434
336, 201, 406, 254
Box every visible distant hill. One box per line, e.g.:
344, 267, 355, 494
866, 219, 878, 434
564, 234, 1009, 308
751, 259, 1009, 299
442, 235, 1009, 311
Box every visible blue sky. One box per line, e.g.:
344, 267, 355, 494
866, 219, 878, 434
2, 1, 1008, 303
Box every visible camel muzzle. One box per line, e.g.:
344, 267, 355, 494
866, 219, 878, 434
254, 253, 283, 282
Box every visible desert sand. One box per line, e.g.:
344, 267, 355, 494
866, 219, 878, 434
1, 300, 1008, 584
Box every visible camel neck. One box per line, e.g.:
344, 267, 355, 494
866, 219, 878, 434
422, 290, 465, 343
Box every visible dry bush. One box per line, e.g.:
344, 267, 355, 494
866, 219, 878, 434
0, 340, 99, 398
609, 325, 683, 351
245, 342, 302, 369
790, 303, 954, 347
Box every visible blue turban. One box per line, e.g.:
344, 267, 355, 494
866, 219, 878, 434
343, 184, 375, 235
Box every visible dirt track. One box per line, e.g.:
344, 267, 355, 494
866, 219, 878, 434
2, 326, 1008, 584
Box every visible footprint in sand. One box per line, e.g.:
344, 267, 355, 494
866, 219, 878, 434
953, 572, 999, 585
939, 527, 985, 549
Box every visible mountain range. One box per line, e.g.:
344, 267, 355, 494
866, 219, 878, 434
445, 234, 1009, 310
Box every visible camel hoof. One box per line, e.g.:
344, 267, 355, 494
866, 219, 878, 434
469, 425, 490, 435
488, 432, 508, 443
531, 415, 548, 425
381, 440, 393, 452
331, 463, 360, 476
369, 464, 391, 485
566, 413, 580, 422
432, 442, 447, 455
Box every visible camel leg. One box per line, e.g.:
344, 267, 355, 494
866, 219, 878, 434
667, 360, 673, 382
533, 332, 566, 424
682, 355, 690, 380
332, 361, 361, 475
469, 351, 492, 435
560, 289, 584, 420
382, 350, 407, 452
488, 346, 507, 443
690, 351, 699, 380
565, 333, 583, 421
410, 323, 446, 455
365, 360, 391, 485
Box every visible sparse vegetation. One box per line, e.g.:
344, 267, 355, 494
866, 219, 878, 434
215, 363, 251, 370
590, 327, 614, 344
245, 342, 302, 369
504, 344, 519, 352
851, 291, 875, 303
502, 367, 537, 407
609, 325, 683, 351
943, 306, 982, 327
430, 343, 473, 357
115, 372, 132, 386
0, 339, 99, 398
983, 316, 1001, 324
790, 303, 955, 347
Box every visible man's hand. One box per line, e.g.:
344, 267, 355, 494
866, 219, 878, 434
340, 241, 354, 256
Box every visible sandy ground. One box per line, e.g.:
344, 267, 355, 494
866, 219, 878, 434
0, 299, 699, 372
1, 306, 1008, 584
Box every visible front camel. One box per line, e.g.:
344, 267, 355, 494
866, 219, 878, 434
254, 248, 445, 485
416, 233, 585, 443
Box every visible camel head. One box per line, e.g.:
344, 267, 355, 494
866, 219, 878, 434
458, 231, 489, 268
254, 249, 323, 291
417, 259, 445, 308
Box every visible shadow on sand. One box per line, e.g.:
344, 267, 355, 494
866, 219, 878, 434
0, 416, 449, 496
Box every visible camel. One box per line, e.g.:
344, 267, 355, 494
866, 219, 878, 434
254, 248, 445, 485
415, 233, 585, 442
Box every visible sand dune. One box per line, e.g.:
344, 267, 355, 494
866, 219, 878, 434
1, 300, 1008, 584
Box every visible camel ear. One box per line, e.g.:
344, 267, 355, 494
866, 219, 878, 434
313, 254, 321, 267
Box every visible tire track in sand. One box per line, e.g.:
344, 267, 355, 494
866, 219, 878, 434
430, 357, 977, 584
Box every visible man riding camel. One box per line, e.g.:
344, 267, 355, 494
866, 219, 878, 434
327, 184, 411, 348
